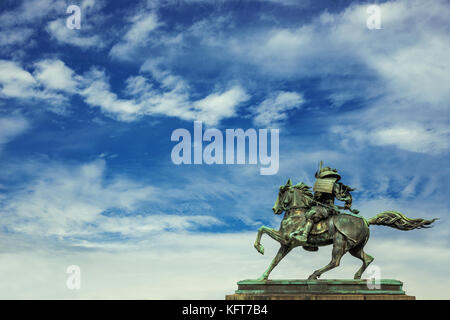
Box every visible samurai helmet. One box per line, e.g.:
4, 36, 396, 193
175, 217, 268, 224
315, 161, 341, 181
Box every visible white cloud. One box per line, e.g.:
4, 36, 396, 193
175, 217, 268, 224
228, 26, 318, 76
0, 0, 107, 52
0, 116, 29, 152
216, 0, 450, 153
0, 59, 77, 112
80, 69, 142, 122
194, 86, 250, 126
139, 58, 188, 90
370, 37, 450, 105
46, 19, 104, 49
333, 123, 449, 155
34, 59, 79, 92
252, 91, 304, 127
1, 159, 226, 241
80, 0, 98, 11
0, 0, 65, 28
0, 60, 36, 98
0, 27, 34, 47
0, 57, 249, 124
80, 67, 249, 125
97, 214, 222, 237
44, 0, 109, 49
124, 75, 153, 96
2, 159, 148, 237
109, 11, 160, 60
369, 125, 449, 154
124, 12, 159, 43
0, 231, 448, 299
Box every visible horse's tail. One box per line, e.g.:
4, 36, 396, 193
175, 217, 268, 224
367, 210, 437, 231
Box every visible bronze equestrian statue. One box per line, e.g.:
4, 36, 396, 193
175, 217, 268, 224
253, 162, 437, 281
290, 161, 356, 247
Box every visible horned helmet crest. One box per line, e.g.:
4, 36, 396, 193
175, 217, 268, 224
315, 161, 341, 181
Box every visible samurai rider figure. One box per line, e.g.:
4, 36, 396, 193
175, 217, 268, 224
290, 161, 358, 246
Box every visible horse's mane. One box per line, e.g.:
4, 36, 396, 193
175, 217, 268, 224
293, 182, 313, 198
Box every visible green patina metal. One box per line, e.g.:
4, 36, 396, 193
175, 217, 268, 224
235, 279, 406, 295
235, 290, 406, 295
253, 161, 438, 282
238, 279, 403, 285
340, 212, 369, 226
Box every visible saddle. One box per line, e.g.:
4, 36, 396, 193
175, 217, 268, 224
303, 220, 328, 252
292, 209, 329, 252
311, 219, 329, 235
292, 209, 329, 235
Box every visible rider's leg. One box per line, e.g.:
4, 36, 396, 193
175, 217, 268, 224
293, 219, 313, 243
290, 210, 315, 244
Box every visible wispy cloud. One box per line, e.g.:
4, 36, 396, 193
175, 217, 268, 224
1, 159, 224, 243
0, 59, 74, 113
81, 67, 249, 124
109, 11, 160, 60
0, 58, 249, 125
0, 116, 29, 153
80, 70, 249, 125
252, 91, 304, 127
0, 27, 34, 48
0, 231, 448, 299
34, 59, 80, 92
0, 0, 65, 28
46, 19, 105, 49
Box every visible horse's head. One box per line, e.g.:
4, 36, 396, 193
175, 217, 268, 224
272, 179, 292, 214
272, 179, 312, 215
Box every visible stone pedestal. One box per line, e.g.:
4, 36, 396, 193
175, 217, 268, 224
226, 279, 415, 300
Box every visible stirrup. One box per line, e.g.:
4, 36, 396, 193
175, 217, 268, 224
291, 233, 308, 245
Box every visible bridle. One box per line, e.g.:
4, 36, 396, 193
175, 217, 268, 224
278, 187, 310, 214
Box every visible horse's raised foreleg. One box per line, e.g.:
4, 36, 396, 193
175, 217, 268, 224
257, 245, 292, 280
254, 226, 285, 255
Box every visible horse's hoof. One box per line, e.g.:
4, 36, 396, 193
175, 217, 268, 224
257, 275, 268, 281
354, 274, 362, 280
308, 274, 319, 280
254, 243, 264, 255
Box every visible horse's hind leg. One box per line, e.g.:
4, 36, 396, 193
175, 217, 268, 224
308, 232, 348, 280
258, 245, 292, 280
349, 241, 374, 280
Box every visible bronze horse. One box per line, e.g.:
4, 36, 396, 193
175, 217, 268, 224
253, 179, 437, 280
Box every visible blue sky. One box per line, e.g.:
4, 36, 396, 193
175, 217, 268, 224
0, 0, 449, 299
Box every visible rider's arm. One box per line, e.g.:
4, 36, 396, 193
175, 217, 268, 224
334, 183, 353, 209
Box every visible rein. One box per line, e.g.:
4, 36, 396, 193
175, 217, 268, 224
284, 189, 359, 215
302, 193, 360, 214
